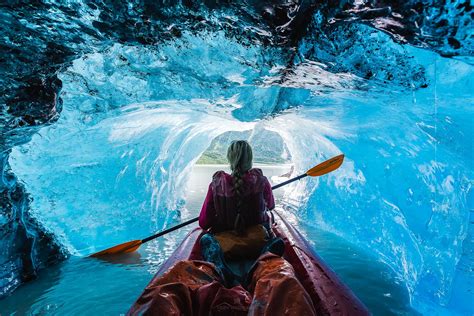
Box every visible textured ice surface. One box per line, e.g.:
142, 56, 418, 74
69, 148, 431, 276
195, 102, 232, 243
1, 1, 473, 314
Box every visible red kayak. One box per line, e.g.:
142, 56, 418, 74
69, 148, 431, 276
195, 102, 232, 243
128, 211, 369, 315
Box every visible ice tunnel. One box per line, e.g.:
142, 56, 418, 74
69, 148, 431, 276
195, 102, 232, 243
0, 1, 472, 315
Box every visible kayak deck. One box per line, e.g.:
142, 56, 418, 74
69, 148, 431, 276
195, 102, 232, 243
128, 211, 369, 315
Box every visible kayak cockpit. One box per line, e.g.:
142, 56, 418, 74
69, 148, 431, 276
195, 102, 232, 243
127, 211, 369, 315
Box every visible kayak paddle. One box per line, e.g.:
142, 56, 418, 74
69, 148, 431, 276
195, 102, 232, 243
89, 154, 344, 257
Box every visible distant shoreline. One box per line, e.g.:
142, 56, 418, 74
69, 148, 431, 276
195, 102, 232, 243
194, 163, 294, 167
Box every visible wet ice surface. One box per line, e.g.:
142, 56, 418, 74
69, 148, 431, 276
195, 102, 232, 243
0, 165, 416, 315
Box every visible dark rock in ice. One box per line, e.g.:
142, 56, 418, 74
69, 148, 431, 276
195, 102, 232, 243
0, 152, 68, 298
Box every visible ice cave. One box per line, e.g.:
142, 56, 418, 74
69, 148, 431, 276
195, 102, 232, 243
0, 1, 472, 315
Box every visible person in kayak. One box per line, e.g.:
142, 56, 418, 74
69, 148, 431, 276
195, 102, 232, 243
130, 140, 317, 315
199, 140, 274, 234
198, 140, 286, 285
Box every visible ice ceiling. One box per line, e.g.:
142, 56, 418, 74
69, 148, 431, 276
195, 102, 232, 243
0, 1, 472, 314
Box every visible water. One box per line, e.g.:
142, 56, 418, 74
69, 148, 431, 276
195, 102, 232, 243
0, 164, 416, 315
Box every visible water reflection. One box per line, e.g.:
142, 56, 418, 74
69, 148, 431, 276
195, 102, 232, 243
92, 252, 143, 265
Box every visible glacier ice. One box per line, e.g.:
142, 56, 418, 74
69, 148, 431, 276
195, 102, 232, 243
1, 1, 473, 314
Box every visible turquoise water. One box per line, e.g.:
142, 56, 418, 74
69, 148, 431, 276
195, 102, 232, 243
0, 165, 415, 315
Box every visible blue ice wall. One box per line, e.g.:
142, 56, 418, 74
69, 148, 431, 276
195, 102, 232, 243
1, 1, 472, 314
8, 34, 269, 254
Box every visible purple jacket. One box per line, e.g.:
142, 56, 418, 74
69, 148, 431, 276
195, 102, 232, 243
199, 168, 275, 232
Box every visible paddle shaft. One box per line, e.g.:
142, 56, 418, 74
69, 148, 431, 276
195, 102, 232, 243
141, 217, 199, 243
271, 173, 307, 190
140, 172, 307, 245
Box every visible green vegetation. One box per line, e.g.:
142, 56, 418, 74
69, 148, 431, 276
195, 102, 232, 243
196, 129, 291, 165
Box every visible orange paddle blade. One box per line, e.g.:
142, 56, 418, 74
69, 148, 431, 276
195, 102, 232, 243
306, 154, 344, 177
89, 239, 142, 257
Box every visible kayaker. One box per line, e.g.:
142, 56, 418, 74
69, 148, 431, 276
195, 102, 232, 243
194, 140, 316, 315
127, 141, 317, 315
198, 140, 285, 285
